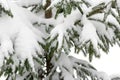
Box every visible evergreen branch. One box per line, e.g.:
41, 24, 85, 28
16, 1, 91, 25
111, 9, 120, 24
87, 3, 106, 17
81, 0, 91, 7
115, 0, 120, 17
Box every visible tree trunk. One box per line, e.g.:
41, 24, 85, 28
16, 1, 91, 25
44, 0, 52, 18
41, 0, 53, 79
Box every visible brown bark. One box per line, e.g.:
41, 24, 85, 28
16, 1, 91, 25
44, 0, 52, 18
41, 0, 53, 79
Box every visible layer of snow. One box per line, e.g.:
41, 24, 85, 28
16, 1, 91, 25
0, 1, 44, 71
90, 0, 111, 6
117, 0, 120, 8
50, 9, 81, 49
16, 0, 42, 6
0, 0, 10, 10
80, 14, 103, 56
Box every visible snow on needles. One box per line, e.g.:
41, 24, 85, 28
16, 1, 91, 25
0, 0, 10, 10
80, 15, 103, 56
0, 1, 44, 71
50, 53, 110, 80
50, 53, 74, 80
16, 0, 41, 6
50, 9, 81, 49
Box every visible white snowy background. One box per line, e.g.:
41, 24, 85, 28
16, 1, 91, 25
70, 45, 120, 76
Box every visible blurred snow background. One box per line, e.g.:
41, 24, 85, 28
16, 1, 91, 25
70, 45, 120, 76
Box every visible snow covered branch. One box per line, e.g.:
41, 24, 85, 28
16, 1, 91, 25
0, 0, 120, 80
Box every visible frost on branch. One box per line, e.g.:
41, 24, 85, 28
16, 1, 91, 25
50, 9, 81, 51
45, 53, 110, 80
0, 0, 13, 17
0, 1, 44, 79
79, 15, 104, 59
1, 0, 120, 80
48, 0, 120, 61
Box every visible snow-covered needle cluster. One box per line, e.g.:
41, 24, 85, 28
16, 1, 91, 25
0, 0, 120, 80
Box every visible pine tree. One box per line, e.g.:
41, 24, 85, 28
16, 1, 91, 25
0, 0, 120, 80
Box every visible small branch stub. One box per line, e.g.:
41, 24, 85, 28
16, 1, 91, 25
44, 0, 52, 18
